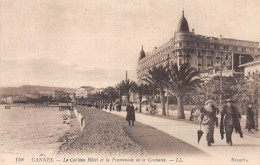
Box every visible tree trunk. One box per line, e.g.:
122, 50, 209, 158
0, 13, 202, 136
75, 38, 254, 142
255, 88, 259, 132
177, 94, 185, 119
127, 93, 130, 104
159, 88, 166, 116
119, 94, 122, 104
139, 96, 142, 113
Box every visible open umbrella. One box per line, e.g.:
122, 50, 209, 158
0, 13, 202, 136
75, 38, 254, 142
198, 124, 204, 144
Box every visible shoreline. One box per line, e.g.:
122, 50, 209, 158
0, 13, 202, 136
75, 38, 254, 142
57, 106, 146, 157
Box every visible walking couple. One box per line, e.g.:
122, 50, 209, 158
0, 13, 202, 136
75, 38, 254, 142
200, 99, 243, 146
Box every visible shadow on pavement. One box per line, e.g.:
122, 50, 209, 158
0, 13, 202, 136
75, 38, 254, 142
121, 119, 210, 156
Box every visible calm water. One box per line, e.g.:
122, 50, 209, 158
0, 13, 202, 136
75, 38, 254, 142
0, 105, 69, 156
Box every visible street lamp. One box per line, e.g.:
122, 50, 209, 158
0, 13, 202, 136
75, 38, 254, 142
219, 56, 223, 109
166, 54, 170, 116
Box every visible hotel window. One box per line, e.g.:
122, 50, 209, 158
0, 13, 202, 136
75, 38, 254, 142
198, 51, 201, 57
207, 61, 212, 67
187, 59, 190, 64
179, 42, 182, 47
197, 43, 199, 47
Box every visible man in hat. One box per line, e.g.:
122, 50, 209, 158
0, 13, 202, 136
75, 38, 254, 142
220, 99, 243, 146
126, 102, 135, 126
200, 100, 219, 146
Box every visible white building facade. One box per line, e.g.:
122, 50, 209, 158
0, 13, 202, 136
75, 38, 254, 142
239, 60, 260, 77
76, 87, 88, 98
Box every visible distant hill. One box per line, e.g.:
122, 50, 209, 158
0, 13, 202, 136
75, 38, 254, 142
0, 85, 77, 98
80, 86, 95, 93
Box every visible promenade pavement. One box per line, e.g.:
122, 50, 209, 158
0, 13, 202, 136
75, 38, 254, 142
105, 108, 260, 164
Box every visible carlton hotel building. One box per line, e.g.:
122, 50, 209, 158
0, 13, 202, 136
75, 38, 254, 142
137, 11, 260, 82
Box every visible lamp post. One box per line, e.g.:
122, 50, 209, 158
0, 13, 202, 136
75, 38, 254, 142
152, 84, 155, 106
219, 56, 223, 109
166, 54, 170, 116
98, 90, 102, 110
232, 50, 234, 74
166, 90, 169, 116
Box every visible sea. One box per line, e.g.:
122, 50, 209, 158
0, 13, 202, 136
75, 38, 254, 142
0, 105, 69, 157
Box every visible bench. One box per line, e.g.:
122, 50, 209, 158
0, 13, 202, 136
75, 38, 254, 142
150, 109, 159, 115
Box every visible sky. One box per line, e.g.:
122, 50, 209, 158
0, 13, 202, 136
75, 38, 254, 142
1, 0, 260, 88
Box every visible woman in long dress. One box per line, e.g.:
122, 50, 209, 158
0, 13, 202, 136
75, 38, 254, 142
200, 100, 218, 146
247, 103, 255, 133
126, 102, 135, 126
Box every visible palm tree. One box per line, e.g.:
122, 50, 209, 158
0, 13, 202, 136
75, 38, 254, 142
164, 63, 201, 119
116, 83, 124, 103
145, 84, 159, 105
119, 79, 136, 103
143, 65, 169, 116
103, 87, 117, 104
132, 83, 149, 112
94, 91, 102, 108
193, 80, 216, 105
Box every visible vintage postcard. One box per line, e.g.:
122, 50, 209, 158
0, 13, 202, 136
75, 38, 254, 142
1, 0, 260, 165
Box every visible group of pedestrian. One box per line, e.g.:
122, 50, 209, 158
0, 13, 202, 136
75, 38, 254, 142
122, 98, 256, 145
116, 102, 122, 112
199, 99, 256, 147
108, 102, 122, 112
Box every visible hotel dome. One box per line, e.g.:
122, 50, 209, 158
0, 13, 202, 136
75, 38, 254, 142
177, 10, 189, 32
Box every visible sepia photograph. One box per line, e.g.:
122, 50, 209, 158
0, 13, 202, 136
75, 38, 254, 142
0, 0, 260, 164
